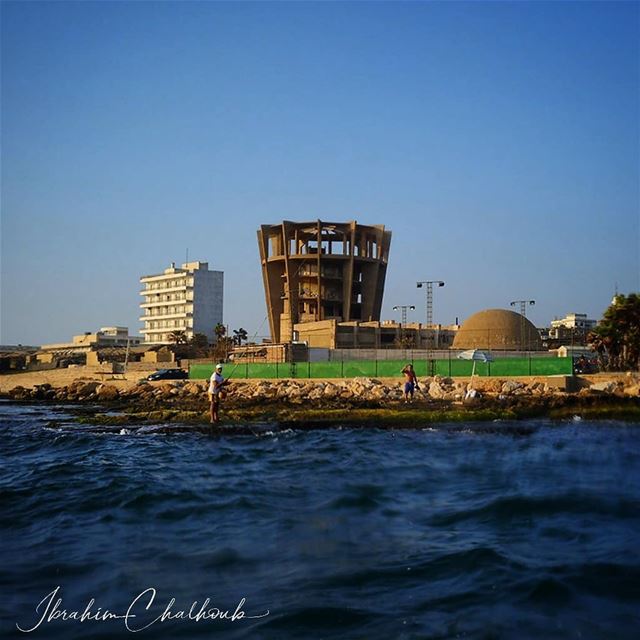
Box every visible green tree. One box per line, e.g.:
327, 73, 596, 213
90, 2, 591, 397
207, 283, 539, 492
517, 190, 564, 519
588, 293, 640, 371
184, 333, 209, 358
212, 336, 234, 362
190, 333, 209, 350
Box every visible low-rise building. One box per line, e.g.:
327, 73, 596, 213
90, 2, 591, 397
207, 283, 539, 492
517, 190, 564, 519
548, 313, 597, 345
292, 319, 459, 350
40, 327, 141, 353
550, 313, 597, 333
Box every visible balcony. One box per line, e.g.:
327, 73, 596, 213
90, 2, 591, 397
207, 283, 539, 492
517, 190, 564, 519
139, 311, 193, 321
139, 283, 192, 295
140, 298, 189, 308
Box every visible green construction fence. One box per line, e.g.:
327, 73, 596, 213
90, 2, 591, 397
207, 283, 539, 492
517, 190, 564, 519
189, 357, 573, 380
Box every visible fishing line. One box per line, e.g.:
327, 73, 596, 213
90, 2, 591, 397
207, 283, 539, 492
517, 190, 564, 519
223, 313, 269, 380
223, 248, 313, 380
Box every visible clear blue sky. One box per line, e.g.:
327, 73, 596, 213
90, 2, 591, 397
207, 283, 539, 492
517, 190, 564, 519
2, 0, 638, 345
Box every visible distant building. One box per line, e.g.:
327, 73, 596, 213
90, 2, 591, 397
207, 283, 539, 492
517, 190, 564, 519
258, 220, 392, 343
0, 348, 39, 371
139, 261, 223, 344
550, 313, 597, 333
293, 319, 459, 350
546, 313, 597, 346
41, 327, 141, 353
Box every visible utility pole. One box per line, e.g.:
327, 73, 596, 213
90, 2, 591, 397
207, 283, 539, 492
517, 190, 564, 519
510, 299, 535, 351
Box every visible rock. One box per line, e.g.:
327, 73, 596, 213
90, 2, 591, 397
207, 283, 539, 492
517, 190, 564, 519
307, 384, 326, 401
477, 379, 503, 394
348, 382, 366, 396
351, 377, 378, 389
369, 386, 388, 400
428, 381, 446, 399
158, 383, 175, 394
8, 386, 28, 399
96, 384, 120, 401
77, 381, 101, 397
184, 382, 203, 395
590, 381, 617, 393
513, 388, 530, 396
323, 384, 339, 399
501, 380, 523, 395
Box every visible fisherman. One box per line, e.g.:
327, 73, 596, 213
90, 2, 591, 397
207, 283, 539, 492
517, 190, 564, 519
401, 363, 419, 403
208, 363, 230, 424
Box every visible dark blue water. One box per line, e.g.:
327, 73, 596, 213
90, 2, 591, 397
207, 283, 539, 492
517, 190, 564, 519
1, 403, 639, 639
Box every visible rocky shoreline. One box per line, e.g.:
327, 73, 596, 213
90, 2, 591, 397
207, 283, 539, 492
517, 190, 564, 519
3, 374, 640, 428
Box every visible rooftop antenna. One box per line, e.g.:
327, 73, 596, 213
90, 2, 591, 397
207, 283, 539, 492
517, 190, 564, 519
186, 248, 189, 264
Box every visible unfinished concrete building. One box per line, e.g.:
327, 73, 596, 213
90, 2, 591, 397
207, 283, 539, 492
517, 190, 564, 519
257, 220, 392, 343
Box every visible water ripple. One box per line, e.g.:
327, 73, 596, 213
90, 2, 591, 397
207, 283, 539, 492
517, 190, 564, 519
1, 405, 639, 639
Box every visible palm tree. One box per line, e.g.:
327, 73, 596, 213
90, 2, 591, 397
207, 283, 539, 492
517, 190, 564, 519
169, 330, 188, 345
214, 323, 226, 342
233, 327, 248, 346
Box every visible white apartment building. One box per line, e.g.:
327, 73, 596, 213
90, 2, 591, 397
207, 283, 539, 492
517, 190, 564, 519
548, 313, 597, 341
550, 313, 597, 331
139, 261, 223, 344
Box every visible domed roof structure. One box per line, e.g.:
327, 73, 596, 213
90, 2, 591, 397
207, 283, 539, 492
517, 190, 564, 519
453, 308, 542, 351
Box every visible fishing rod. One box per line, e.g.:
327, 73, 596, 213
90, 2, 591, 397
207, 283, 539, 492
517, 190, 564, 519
221, 253, 314, 381
221, 314, 270, 381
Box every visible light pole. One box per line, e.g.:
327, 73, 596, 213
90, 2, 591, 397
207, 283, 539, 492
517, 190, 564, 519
393, 305, 415, 348
392, 304, 415, 326
510, 299, 535, 351
417, 281, 445, 345
417, 281, 445, 375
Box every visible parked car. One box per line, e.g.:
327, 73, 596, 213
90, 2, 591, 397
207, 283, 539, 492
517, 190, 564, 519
147, 368, 189, 381
573, 356, 598, 375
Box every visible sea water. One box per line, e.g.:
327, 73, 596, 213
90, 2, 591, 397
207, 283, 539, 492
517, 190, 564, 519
1, 402, 639, 639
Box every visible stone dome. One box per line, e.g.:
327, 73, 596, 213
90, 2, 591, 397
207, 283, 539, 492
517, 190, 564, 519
453, 308, 542, 351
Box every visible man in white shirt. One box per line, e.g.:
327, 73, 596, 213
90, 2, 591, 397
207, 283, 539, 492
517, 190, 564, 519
208, 363, 229, 424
